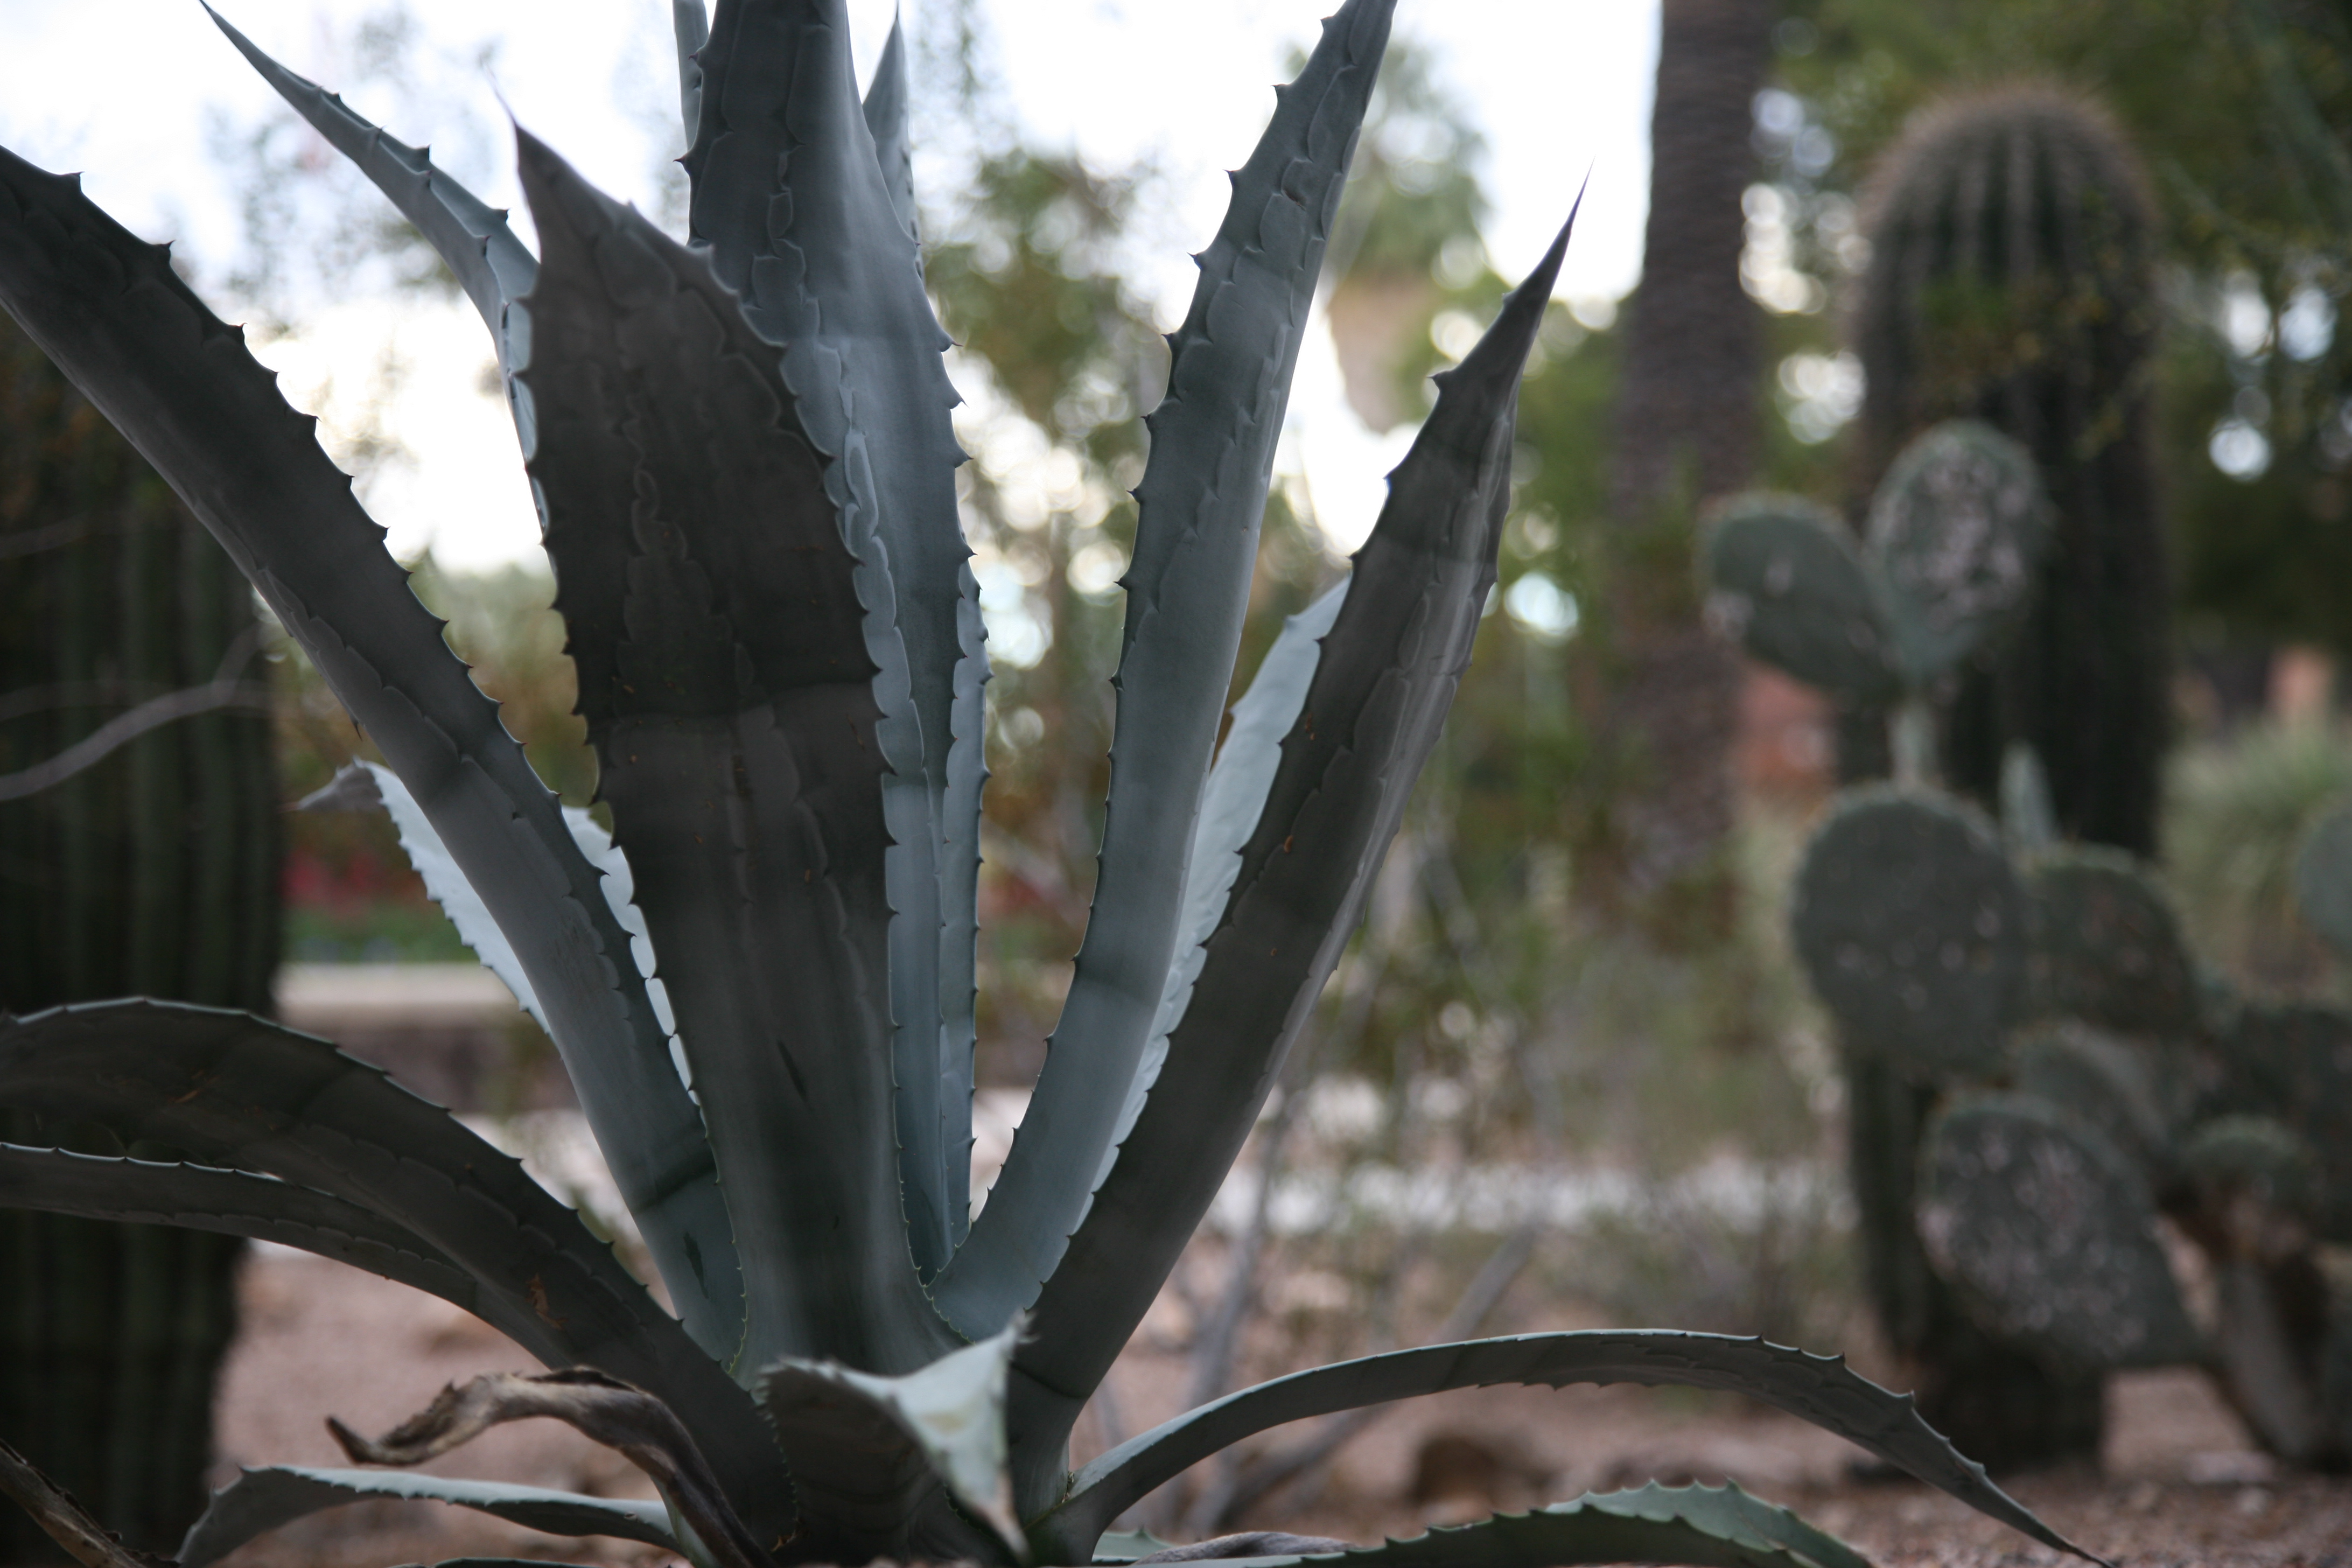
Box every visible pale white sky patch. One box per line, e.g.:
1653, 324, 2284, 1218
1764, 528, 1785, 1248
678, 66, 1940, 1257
0, 1, 1658, 570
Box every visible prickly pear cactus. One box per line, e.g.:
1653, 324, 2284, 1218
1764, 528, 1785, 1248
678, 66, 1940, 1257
1703, 495, 1899, 705
2025, 848, 2200, 1039
1917, 1094, 2201, 1370
1702, 421, 2048, 724
2009, 1020, 2182, 1185
2293, 797, 2352, 958
2202, 1003, 2352, 1242
1865, 421, 2048, 692
1792, 787, 2029, 1081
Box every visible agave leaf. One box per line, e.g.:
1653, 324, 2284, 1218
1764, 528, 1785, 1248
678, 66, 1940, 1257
178, 1467, 675, 1568
0, 1000, 788, 1544
688, 0, 987, 1278
0, 140, 738, 1361
675, 1, 712, 147
515, 129, 957, 1376
862, 11, 918, 241
204, 6, 541, 449
302, 761, 687, 1060
1000, 209, 1573, 1512
1118, 1485, 1868, 1568
0, 1142, 559, 1342
758, 1320, 1025, 1564
938, 0, 1397, 1342
1032, 1328, 2083, 1565
327, 1370, 768, 1568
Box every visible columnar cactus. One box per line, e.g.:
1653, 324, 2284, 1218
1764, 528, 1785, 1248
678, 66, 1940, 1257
1852, 84, 2171, 856
0, 4, 2094, 1566
1793, 784, 2352, 1468
0, 312, 276, 1558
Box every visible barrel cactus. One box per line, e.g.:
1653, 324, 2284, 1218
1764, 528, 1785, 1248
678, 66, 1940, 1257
0, 4, 2100, 1565
1852, 84, 2171, 856
1793, 785, 2352, 1469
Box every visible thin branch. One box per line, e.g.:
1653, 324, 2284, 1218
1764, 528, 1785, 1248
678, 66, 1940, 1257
0, 628, 269, 804
0, 683, 271, 803
0, 1439, 170, 1568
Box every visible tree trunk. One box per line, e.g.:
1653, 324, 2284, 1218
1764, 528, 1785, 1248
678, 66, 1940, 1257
1601, 0, 1774, 907
0, 314, 279, 1559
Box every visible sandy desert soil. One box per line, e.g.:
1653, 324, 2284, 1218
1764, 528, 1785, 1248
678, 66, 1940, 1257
202, 1248, 2351, 1568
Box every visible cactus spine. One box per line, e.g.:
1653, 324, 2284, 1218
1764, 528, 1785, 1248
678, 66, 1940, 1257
1852, 84, 2171, 856
0, 314, 278, 1557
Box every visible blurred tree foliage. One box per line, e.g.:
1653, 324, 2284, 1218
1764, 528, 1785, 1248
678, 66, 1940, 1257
1771, 0, 2352, 657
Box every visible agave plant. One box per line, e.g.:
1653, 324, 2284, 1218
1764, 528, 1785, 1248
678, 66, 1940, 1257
0, 3, 2102, 1566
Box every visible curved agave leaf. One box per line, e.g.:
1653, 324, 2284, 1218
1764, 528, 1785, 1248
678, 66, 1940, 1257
0, 1001, 787, 1545
1032, 1329, 2083, 1565
1002, 210, 1575, 1513
516, 128, 955, 1377
687, 0, 986, 1278
204, 6, 541, 449
758, 1320, 1024, 1564
0, 1143, 543, 1344
178, 1468, 673, 1568
328, 1370, 768, 1568
939, 0, 1397, 1342
0, 140, 738, 1362
1127, 1485, 1867, 1568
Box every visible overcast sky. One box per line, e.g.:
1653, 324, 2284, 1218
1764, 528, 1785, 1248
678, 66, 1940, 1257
0, 0, 1661, 568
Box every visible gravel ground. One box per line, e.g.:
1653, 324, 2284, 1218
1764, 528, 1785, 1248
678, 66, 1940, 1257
207, 1250, 2350, 1568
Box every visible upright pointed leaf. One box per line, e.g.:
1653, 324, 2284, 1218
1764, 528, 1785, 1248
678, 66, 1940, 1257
939, 0, 1396, 1339
758, 1321, 1024, 1563
862, 12, 918, 241
1000, 213, 1573, 1511
687, 0, 987, 1277
0, 141, 738, 1359
674, 1, 712, 149
178, 1468, 674, 1568
1033, 1328, 2081, 1565
516, 130, 955, 1377
0, 1002, 787, 1545
205, 7, 541, 449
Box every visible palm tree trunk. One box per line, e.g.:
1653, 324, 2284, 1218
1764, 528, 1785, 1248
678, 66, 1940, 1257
0, 313, 280, 1560
1599, 0, 1774, 908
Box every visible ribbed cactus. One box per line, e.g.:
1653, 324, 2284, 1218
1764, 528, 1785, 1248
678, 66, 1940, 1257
1852, 84, 2171, 856
0, 5, 2102, 1566
1794, 784, 2352, 1468
0, 312, 276, 1558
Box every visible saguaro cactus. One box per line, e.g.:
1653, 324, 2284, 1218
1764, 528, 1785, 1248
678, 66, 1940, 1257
1852, 84, 2170, 855
0, 313, 278, 1558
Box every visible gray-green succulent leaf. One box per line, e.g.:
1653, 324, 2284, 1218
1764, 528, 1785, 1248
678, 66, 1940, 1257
759, 1319, 1026, 1563
1031, 1328, 2080, 1566
997, 201, 1577, 1514
178, 1468, 676, 1568
0, 1001, 785, 1544
1107, 1484, 1872, 1568
936, 0, 1399, 1342
0, 137, 739, 1352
